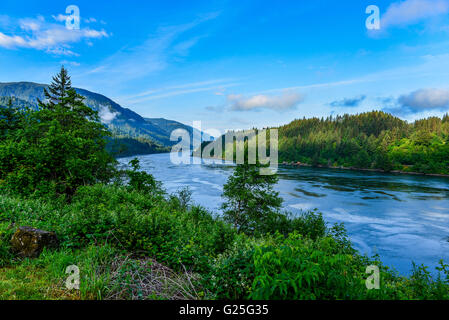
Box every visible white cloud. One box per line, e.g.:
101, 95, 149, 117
398, 88, 449, 110
54, 15, 98, 24
228, 92, 304, 112
51, 14, 68, 23
0, 15, 109, 55
0, 32, 27, 48
382, 0, 449, 29
99, 106, 120, 123
20, 18, 41, 32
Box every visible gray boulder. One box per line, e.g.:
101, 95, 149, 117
10, 226, 59, 258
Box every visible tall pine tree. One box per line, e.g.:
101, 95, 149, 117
0, 97, 19, 139
38, 66, 71, 110
0, 67, 116, 197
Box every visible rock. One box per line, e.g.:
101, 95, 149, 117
10, 226, 59, 258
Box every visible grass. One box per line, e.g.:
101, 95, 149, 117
0, 264, 79, 300
1, 184, 449, 300
0, 242, 202, 300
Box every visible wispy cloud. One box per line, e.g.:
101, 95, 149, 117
228, 91, 304, 112
79, 12, 220, 85
248, 52, 449, 100
368, 0, 449, 37
0, 15, 109, 55
255, 79, 368, 95
172, 35, 205, 57
51, 14, 68, 23
52, 14, 98, 25
127, 81, 239, 104
126, 78, 234, 100
330, 95, 366, 108
398, 88, 449, 111
382, 0, 449, 29
99, 106, 120, 123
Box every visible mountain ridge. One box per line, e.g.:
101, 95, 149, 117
0, 81, 212, 150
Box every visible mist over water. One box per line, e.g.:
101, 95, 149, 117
119, 153, 449, 276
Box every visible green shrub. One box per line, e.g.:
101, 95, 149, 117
1, 173, 449, 300
257, 210, 327, 239
0, 222, 14, 267
204, 235, 256, 299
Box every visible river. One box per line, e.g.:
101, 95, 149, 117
118, 153, 449, 276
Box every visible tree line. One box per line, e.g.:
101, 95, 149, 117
278, 111, 449, 174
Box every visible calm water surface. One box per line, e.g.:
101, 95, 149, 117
118, 153, 449, 275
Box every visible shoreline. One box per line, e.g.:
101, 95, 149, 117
280, 161, 449, 178
120, 153, 449, 178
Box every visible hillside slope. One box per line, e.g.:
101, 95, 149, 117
0, 82, 211, 148
201, 111, 449, 174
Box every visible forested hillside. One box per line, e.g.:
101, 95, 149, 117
278, 111, 449, 174
0, 82, 211, 152
202, 111, 449, 175
106, 135, 169, 158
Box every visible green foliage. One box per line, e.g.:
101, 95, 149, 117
169, 186, 193, 211
265, 210, 327, 240
276, 111, 449, 174
249, 233, 367, 299
247, 232, 449, 300
0, 67, 116, 197
1, 70, 449, 300
0, 222, 14, 267
221, 163, 283, 235
0, 179, 237, 274
0, 97, 21, 139
106, 135, 169, 158
204, 111, 449, 174
1, 180, 449, 299
204, 235, 256, 299
124, 158, 164, 197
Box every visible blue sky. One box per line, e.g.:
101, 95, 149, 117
2, 0, 449, 133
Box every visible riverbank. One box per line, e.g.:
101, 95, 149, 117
281, 161, 449, 178
120, 153, 449, 275
2, 181, 449, 300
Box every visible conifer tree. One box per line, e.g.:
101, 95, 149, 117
38, 66, 71, 110
0, 97, 19, 138
38, 66, 98, 127
0, 67, 116, 197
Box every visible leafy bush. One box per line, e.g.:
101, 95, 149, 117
256, 210, 327, 239
204, 235, 256, 299
250, 232, 368, 299
221, 163, 282, 235
125, 158, 164, 197
1, 185, 449, 300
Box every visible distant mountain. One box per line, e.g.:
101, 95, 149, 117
0, 96, 35, 110
144, 117, 214, 144
0, 82, 212, 152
